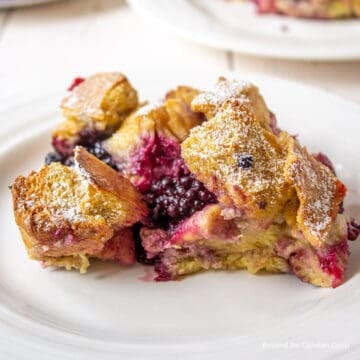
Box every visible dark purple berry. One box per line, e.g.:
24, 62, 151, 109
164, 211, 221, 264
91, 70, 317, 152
145, 193, 155, 203
50, 128, 115, 169
64, 157, 75, 167
258, 200, 267, 209
348, 219, 360, 241
85, 142, 117, 170
198, 190, 207, 201
237, 154, 254, 169
162, 177, 172, 187
144, 174, 217, 229
45, 151, 62, 165
191, 181, 201, 191
179, 198, 187, 208
167, 204, 179, 218
184, 189, 194, 199
338, 202, 344, 214
180, 176, 192, 189
78, 129, 111, 147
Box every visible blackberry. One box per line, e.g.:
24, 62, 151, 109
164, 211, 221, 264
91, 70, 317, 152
236, 153, 253, 169
45, 141, 116, 170
144, 174, 217, 229
78, 129, 111, 147
64, 157, 75, 167
85, 142, 117, 170
50, 128, 113, 168
348, 219, 360, 241
258, 200, 267, 209
45, 151, 63, 165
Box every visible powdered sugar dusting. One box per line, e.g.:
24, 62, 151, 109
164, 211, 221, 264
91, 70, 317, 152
15, 162, 134, 239
287, 140, 343, 244
61, 83, 105, 121
135, 100, 164, 116
192, 77, 251, 114
182, 100, 288, 215
73, 160, 94, 185
61, 73, 134, 123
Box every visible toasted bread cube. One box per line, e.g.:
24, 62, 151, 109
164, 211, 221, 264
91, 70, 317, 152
11, 147, 148, 272
53, 73, 139, 155
191, 77, 272, 132
182, 100, 292, 221
104, 86, 204, 184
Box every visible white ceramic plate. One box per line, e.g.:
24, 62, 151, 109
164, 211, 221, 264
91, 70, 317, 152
0, 0, 59, 8
128, 0, 360, 61
1, 71, 360, 360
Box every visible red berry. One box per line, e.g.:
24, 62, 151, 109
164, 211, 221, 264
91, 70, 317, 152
68, 77, 85, 91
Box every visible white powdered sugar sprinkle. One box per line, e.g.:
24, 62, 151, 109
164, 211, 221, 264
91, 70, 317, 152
192, 77, 252, 109
288, 142, 338, 243
135, 100, 164, 116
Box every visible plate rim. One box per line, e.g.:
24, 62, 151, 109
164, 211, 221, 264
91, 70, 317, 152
128, 0, 360, 61
1, 73, 360, 359
0, 0, 60, 9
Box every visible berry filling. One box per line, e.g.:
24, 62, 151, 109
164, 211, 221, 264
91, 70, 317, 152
314, 152, 336, 175
51, 137, 74, 158
128, 134, 217, 230
254, 0, 276, 14
128, 134, 188, 192
348, 219, 360, 241
154, 260, 173, 281
46, 129, 116, 168
318, 240, 349, 286
45, 151, 63, 166
133, 223, 156, 265
253, 0, 359, 18
67, 77, 85, 91
145, 174, 217, 230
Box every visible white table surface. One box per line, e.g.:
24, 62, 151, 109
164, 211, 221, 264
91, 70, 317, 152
0, 3, 359, 358
0, 0, 359, 109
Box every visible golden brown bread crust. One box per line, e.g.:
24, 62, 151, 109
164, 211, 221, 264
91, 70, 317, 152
61, 72, 138, 126
53, 72, 139, 144
182, 99, 292, 221
273, 0, 360, 18
97, 228, 135, 265
74, 146, 147, 214
355, 0, 360, 15
191, 77, 272, 131
104, 85, 204, 173
166, 85, 200, 105
165, 86, 204, 141
182, 96, 346, 247
11, 73, 351, 284
103, 102, 173, 174
11, 147, 148, 271
284, 138, 347, 247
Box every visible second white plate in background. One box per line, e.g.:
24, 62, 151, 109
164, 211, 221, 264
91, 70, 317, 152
128, 0, 360, 61
0, 0, 59, 8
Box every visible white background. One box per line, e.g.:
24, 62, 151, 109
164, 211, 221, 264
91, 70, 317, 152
0, 0, 359, 108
